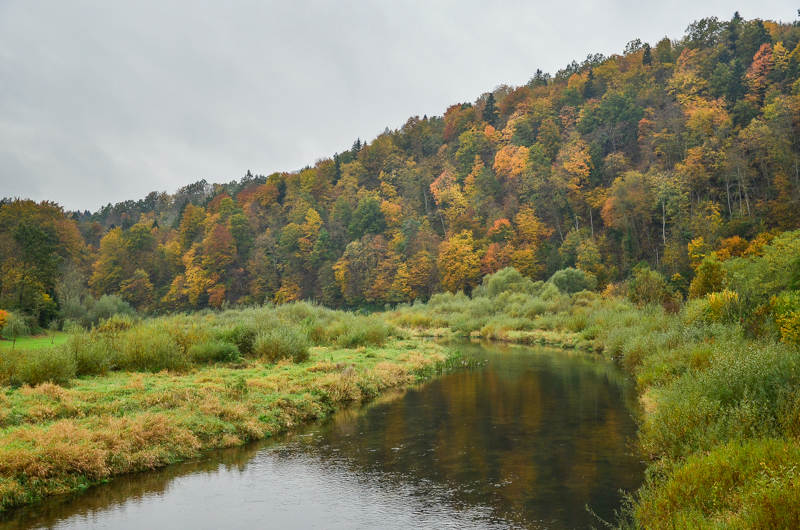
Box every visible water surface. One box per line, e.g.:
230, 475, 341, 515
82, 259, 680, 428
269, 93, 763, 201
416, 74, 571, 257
1, 341, 644, 529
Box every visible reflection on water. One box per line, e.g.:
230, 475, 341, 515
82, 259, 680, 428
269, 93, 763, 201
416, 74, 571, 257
1, 341, 644, 530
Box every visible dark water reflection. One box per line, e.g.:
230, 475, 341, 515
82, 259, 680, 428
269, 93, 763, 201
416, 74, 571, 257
1, 341, 644, 529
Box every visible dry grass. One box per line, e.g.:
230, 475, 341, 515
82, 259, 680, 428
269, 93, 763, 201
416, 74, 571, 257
0, 337, 455, 510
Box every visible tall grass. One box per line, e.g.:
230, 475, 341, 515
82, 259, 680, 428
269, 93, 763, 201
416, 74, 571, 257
0, 302, 399, 387
254, 326, 309, 363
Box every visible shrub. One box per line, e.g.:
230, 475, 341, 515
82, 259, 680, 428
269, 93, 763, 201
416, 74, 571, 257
706, 289, 742, 324
772, 291, 800, 345
87, 295, 135, 327
1, 312, 30, 346
634, 439, 800, 528
539, 282, 561, 301
7, 347, 76, 386
95, 314, 135, 334
333, 315, 391, 348
188, 340, 241, 364
688, 256, 727, 299
117, 329, 188, 372
254, 326, 309, 363
684, 297, 711, 325
580, 324, 602, 341
477, 267, 540, 298
628, 266, 669, 307
63, 332, 114, 375
549, 267, 597, 295
521, 298, 548, 318
394, 312, 433, 329
565, 313, 588, 332
449, 313, 482, 335
217, 324, 258, 356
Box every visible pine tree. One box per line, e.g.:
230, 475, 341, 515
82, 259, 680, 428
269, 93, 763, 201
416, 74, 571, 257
642, 43, 652, 66
584, 68, 597, 98
483, 93, 499, 126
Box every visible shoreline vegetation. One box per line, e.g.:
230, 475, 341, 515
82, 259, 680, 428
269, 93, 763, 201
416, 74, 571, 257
0, 303, 459, 511
386, 241, 800, 528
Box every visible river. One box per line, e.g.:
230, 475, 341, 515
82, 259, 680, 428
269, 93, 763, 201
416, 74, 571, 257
1, 340, 644, 529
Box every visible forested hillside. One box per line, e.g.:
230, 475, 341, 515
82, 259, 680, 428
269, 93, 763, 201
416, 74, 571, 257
3, 12, 800, 324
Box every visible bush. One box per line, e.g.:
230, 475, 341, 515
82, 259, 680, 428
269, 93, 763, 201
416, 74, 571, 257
635, 439, 800, 528
628, 266, 670, 307
216, 324, 258, 356
117, 329, 188, 372
772, 291, 800, 345
394, 312, 433, 329
63, 332, 114, 375
1, 311, 31, 345
59, 297, 92, 328
87, 295, 135, 327
332, 315, 391, 348
254, 326, 309, 363
6, 347, 76, 386
684, 297, 711, 325
521, 298, 548, 318
538, 282, 561, 300
706, 289, 742, 324
549, 267, 597, 295
188, 340, 241, 364
477, 267, 540, 298
688, 256, 727, 299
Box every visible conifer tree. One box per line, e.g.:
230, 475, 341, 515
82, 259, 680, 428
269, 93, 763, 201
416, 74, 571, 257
482, 93, 498, 126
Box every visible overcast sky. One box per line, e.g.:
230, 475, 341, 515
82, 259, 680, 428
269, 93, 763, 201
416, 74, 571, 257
0, 1, 796, 212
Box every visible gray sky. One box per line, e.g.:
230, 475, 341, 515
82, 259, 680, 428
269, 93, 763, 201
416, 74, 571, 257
0, 1, 796, 212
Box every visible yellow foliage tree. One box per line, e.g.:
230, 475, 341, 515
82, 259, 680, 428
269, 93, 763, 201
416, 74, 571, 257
437, 231, 481, 293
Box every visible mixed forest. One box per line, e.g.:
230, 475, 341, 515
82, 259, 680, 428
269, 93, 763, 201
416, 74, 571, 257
2, 13, 800, 324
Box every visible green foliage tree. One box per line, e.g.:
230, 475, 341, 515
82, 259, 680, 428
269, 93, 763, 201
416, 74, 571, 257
689, 256, 727, 299
549, 267, 597, 295
347, 196, 386, 240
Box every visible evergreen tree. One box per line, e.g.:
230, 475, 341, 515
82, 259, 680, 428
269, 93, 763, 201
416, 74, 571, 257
483, 93, 499, 126
642, 43, 652, 66
584, 68, 597, 98
725, 59, 747, 106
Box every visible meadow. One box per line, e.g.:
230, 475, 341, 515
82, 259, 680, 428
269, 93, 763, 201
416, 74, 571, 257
0, 303, 458, 510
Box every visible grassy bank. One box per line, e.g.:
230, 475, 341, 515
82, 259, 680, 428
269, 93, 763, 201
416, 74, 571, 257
388, 261, 800, 528
0, 303, 457, 510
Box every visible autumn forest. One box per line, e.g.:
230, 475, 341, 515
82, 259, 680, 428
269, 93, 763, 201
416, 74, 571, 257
2, 13, 800, 325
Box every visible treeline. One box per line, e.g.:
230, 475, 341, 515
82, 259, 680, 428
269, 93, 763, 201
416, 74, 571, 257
2, 12, 800, 324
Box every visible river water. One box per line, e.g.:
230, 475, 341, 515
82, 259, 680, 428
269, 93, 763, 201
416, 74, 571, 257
1, 341, 644, 530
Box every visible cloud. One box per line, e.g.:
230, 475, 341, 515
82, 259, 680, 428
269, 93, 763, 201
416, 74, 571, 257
0, 0, 794, 210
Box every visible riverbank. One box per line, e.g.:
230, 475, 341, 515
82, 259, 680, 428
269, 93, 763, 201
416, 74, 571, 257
0, 304, 458, 511
388, 265, 800, 528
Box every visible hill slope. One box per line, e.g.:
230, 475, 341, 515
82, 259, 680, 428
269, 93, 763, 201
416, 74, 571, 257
2, 12, 800, 320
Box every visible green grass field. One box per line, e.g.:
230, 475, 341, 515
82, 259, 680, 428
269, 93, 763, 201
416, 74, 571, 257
0, 332, 70, 350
